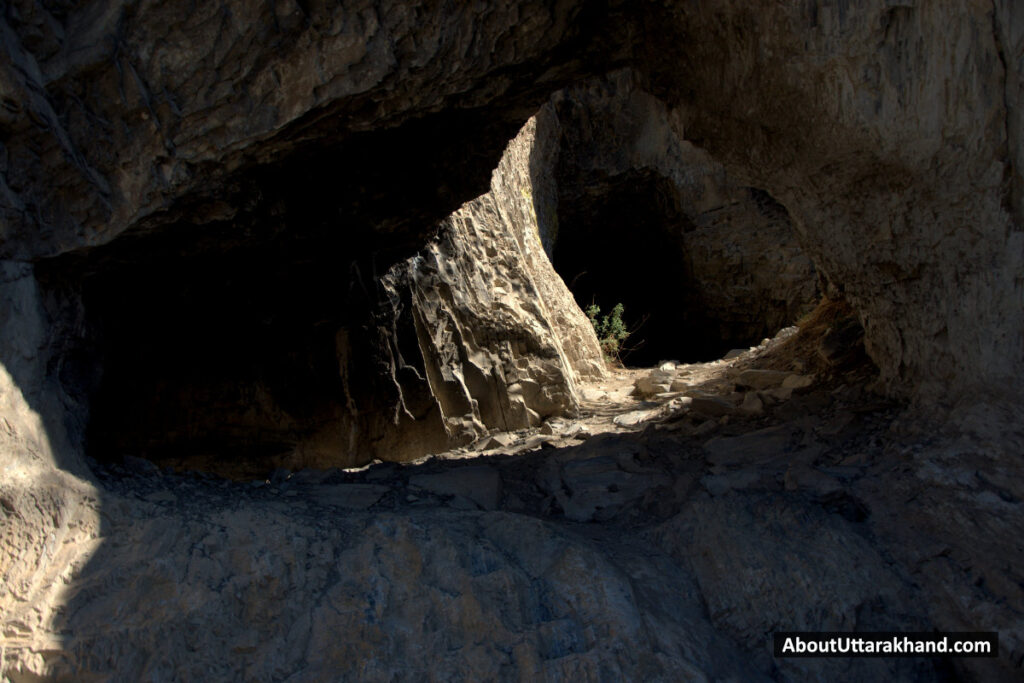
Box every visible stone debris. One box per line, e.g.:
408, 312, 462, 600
633, 368, 676, 397
476, 433, 515, 451
736, 369, 791, 390
685, 391, 736, 418
782, 374, 815, 390
580, 386, 608, 402
669, 377, 690, 392
738, 391, 764, 416
613, 409, 661, 427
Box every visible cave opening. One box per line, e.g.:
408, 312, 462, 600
550, 169, 803, 367
34, 107, 533, 479
551, 169, 698, 366
36, 215, 412, 480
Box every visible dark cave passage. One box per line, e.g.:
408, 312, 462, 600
37, 223, 401, 478
30, 110, 526, 477
551, 170, 785, 366
552, 170, 697, 366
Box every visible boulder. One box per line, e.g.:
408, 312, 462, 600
736, 369, 791, 390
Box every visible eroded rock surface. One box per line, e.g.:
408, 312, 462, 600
635, 1, 1024, 398
3, 2, 1024, 681
378, 117, 606, 453
5, 336, 1021, 681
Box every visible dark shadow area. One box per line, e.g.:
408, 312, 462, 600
32, 105, 548, 476
552, 169, 736, 365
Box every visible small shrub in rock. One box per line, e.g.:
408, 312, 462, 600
586, 302, 631, 361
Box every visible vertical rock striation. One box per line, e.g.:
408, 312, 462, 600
381, 117, 606, 450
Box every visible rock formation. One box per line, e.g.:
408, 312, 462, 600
634, 1, 1024, 401
2, 1, 1024, 681
375, 117, 606, 458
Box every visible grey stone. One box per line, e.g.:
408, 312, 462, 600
669, 377, 690, 392
310, 484, 389, 510
477, 433, 515, 451
703, 426, 791, 466
736, 369, 791, 390
738, 391, 764, 416
613, 409, 660, 427
686, 392, 736, 418
781, 374, 814, 390
409, 466, 502, 511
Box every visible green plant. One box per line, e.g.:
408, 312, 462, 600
586, 302, 631, 361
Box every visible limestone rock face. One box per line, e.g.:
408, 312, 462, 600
2, 2, 1024, 681
2, 0, 1021, 402
380, 117, 606, 448
0, 0, 621, 261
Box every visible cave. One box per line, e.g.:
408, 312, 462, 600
40, 230, 366, 478
540, 71, 818, 368
3, 2, 1023, 681
551, 169, 697, 365
550, 169, 811, 366
33, 108, 539, 477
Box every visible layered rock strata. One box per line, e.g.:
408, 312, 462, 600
377, 117, 606, 453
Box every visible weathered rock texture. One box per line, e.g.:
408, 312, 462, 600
0, 0, 625, 261
26, 113, 606, 477
2, 1, 1024, 681
634, 1, 1024, 400
536, 70, 819, 363
5, 370, 1019, 681
377, 117, 606, 453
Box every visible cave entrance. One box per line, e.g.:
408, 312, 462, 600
34, 109, 532, 479
548, 167, 818, 367
551, 170, 728, 366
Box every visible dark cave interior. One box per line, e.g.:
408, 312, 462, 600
38, 222, 379, 473
32, 108, 526, 473
35, 104, 802, 473
551, 169, 774, 366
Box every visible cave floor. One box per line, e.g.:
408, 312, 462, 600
9, 333, 1024, 680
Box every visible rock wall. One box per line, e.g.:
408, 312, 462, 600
378, 117, 606, 453
24, 114, 606, 477
0, 1, 1019, 406
1, 0, 617, 476
0, 0, 624, 261
2, 1, 1024, 680
636, 1, 1024, 400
